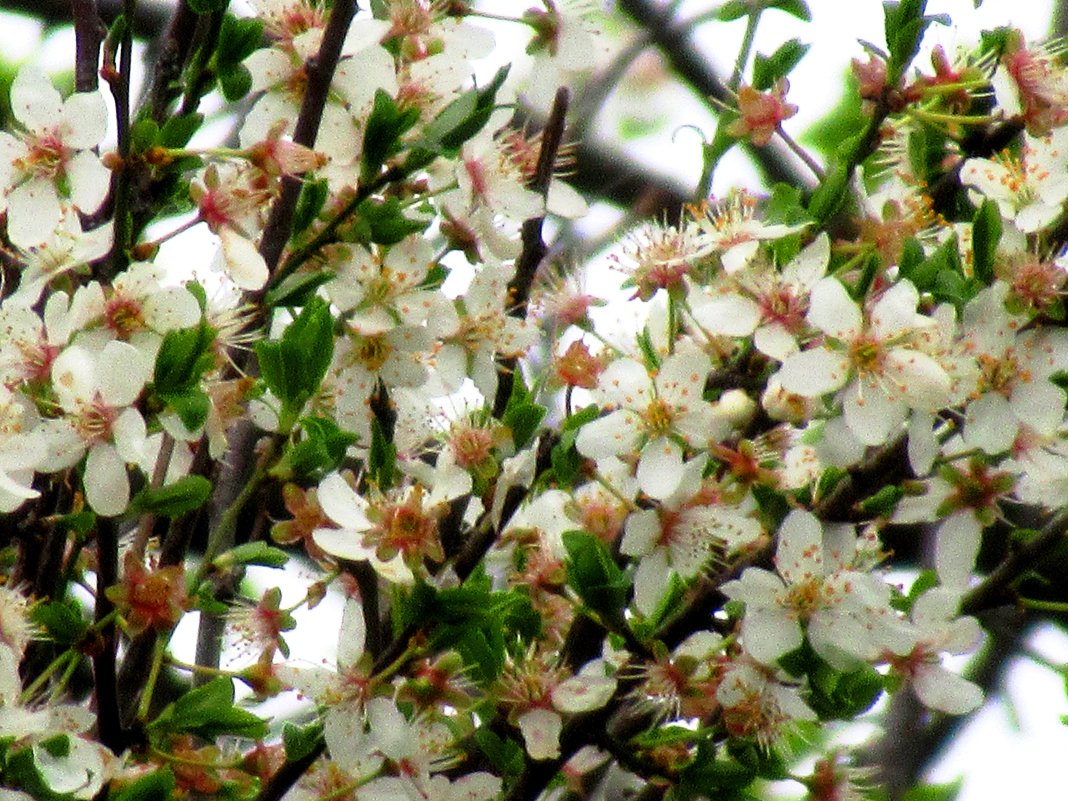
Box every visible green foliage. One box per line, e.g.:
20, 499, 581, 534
282, 721, 324, 761
675, 741, 757, 801
362, 90, 421, 181
152, 321, 217, 430
474, 728, 525, 778
858, 484, 904, 517
129, 476, 213, 519
883, 0, 949, 84
215, 541, 290, 569
416, 66, 510, 156
32, 600, 89, 647
264, 269, 336, 309
214, 15, 264, 101
395, 568, 540, 683
802, 74, 868, 158
351, 197, 428, 245
147, 676, 269, 741
188, 0, 227, 13
255, 297, 335, 431
502, 372, 546, 450
368, 417, 397, 489
902, 779, 964, 801
752, 39, 810, 91
971, 199, 1002, 284
562, 530, 630, 621
108, 770, 177, 801
292, 178, 329, 235
549, 405, 600, 488
272, 416, 359, 481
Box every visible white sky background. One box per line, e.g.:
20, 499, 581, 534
3, 1, 1068, 798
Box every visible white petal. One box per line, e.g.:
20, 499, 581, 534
85, 443, 129, 516
636, 437, 683, 500
776, 348, 851, 397
337, 597, 366, 669
62, 91, 108, 148
219, 228, 269, 290
843, 382, 906, 446
913, 665, 982, 714
631, 550, 671, 617
312, 527, 374, 562
317, 472, 372, 530
964, 392, 1016, 454
807, 278, 861, 341
869, 279, 920, 340
1010, 380, 1065, 437
546, 180, 588, 219
67, 151, 111, 213
620, 509, 659, 557
691, 293, 761, 337
775, 509, 824, 583
7, 180, 62, 250
783, 232, 830, 290
517, 708, 562, 761
935, 512, 982, 589
551, 666, 615, 712
575, 409, 641, 460
98, 340, 150, 406
754, 322, 798, 360
11, 66, 63, 132
740, 608, 801, 666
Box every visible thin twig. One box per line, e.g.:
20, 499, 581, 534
493, 87, 570, 418
71, 0, 106, 93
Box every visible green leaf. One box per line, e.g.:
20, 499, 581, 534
272, 416, 358, 481
352, 197, 428, 245
264, 269, 336, 309
418, 65, 510, 153
807, 660, 885, 719
129, 118, 160, 154
160, 113, 204, 148
161, 389, 211, 432
562, 530, 630, 619
901, 779, 964, 801
129, 475, 213, 519
188, 0, 226, 13
215, 15, 264, 68
255, 297, 335, 427
368, 416, 397, 490
858, 485, 903, 517
362, 90, 420, 181
32, 601, 89, 646
153, 321, 217, 396
291, 178, 329, 235
971, 199, 1002, 285
216, 541, 290, 569
716, 0, 749, 20
108, 769, 176, 801
282, 721, 323, 762
217, 64, 253, 102
897, 236, 934, 289
801, 73, 868, 158
147, 676, 269, 741
767, 0, 812, 20
502, 373, 545, 450
474, 728, 525, 777
752, 39, 810, 91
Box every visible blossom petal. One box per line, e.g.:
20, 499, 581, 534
636, 437, 684, 500
913, 665, 982, 714
517, 708, 562, 760
575, 409, 641, 460
776, 348, 851, 397
807, 277, 861, 341
85, 443, 129, 517
740, 608, 801, 666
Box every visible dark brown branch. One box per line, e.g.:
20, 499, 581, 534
257, 0, 355, 275
616, 0, 810, 192
493, 87, 570, 418
140, 0, 199, 123
71, 0, 106, 92
4, 0, 172, 34
93, 517, 125, 753
961, 506, 1068, 615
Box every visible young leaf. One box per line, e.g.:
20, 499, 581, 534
147, 676, 269, 741
971, 199, 1002, 284
752, 39, 810, 91
129, 476, 213, 519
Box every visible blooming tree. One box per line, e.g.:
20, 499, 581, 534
1, 1, 1067, 801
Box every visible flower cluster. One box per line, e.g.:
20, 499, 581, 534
3, 2, 1068, 801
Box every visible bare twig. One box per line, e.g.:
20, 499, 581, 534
70, 0, 105, 92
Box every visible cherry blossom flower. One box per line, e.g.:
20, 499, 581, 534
959, 127, 1068, 234
6, 215, 112, 305
576, 345, 730, 500
716, 660, 817, 752
692, 191, 808, 274
0, 386, 44, 513
881, 587, 982, 714
495, 648, 616, 760
621, 456, 763, 615
689, 232, 830, 359
0, 65, 110, 250
992, 31, 1068, 135
727, 79, 799, 147
957, 282, 1068, 455
38, 340, 151, 516
776, 277, 953, 446
893, 456, 1015, 587
721, 509, 892, 670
